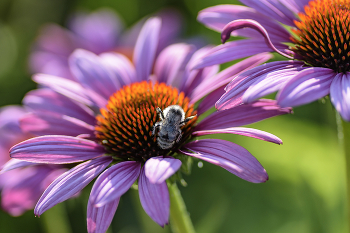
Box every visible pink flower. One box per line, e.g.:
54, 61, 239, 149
12, 17, 291, 232
0, 106, 66, 216
197, 0, 350, 121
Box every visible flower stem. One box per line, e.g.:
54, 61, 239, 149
168, 182, 196, 233
342, 118, 350, 232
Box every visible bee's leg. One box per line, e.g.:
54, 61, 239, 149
176, 129, 182, 143
180, 114, 197, 126
156, 107, 165, 120
152, 122, 161, 135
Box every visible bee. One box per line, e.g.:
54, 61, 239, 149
152, 105, 196, 149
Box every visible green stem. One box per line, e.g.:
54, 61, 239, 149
41, 203, 72, 233
168, 182, 196, 233
342, 118, 350, 233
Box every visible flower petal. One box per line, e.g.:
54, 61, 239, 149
34, 157, 112, 216
24, 88, 96, 125
190, 52, 272, 104
196, 99, 292, 131
1, 159, 36, 173
198, 5, 291, 42
20, 112, 95, 137
221, 19, 293, 59
90, 161, 141, 207
69, 49, 120, 100
330, 73, 350, 121
33, 74, 103, 110
277, 67, 335, 107
154, 43, 195, 86
133, 17, 161, 81
216, 60, 304, 110
87, 198, 119, 233
144, 157, 181, 184
191, 38, 281, 69
239, 0, 297, 26
192, 127, 282, 144
181, 139, 268, 183
10, 136, 106, 164
139, 167, 169, 227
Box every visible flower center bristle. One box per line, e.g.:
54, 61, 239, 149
291, 0, 350, 73
95, 81, 197, 162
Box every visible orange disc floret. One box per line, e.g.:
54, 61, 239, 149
291, 0, 350, 73
95, 81, 197, 162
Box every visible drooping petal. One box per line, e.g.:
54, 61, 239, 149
330, 73, 350, 121
23, 88, 96, 125
90, 161, 141, 207
190, 38, 281, 69
192, 127, 282, 144
133, 17, 161, 81
87, 198, 119, 233
138, 167, 169, 227
190, 52, 272, 104
198, 5, 291, 42
34, 157, 112, 216
216, 60, 304, 110
277, 67, 335, 107
144, 157, 181, 184
181, 139, 268, 183
197, 86, 226, 116
20, 112, 95, 137
69, 49, 120, 100
196, 99, 292, 131
239, 0, 298, 26
10, 136, 106, 164
1, 159, 36, 173
221, 20, 293, 59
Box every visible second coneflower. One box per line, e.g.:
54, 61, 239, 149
197, 0, 350, 121
9, 17, 291, 233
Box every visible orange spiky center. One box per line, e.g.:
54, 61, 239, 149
291, 0, 350, 73
95, 81, 197, 162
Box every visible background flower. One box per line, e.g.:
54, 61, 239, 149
196, 0, 350, 122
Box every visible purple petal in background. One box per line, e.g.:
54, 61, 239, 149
277, 67, 335, 107
196, 99, 292, 131
138, 167, 169, 227
181, 139, 268, 183
193, 127, 282, 144
69, 9, 122, 54
10, 136, 106, 164
90, 161, 141, 207
34, 157, 112, 216
87, 198, 119, 233
144, 157, 181, 184
133, 17, 161, 81
330, 73, 350, 121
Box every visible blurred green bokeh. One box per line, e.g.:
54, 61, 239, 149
0, 0, 346, 232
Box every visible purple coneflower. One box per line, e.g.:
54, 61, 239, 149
196, 0, 350, 120
30, 8, 182, 80
11, 17, 291, 232
0, 106, 66, 216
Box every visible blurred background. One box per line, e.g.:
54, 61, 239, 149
0, 0, 346, 232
